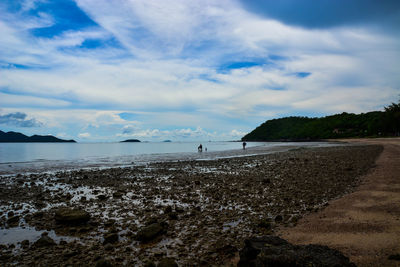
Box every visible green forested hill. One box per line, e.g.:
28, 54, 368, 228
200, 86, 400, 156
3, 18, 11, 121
242, 101, 400, 141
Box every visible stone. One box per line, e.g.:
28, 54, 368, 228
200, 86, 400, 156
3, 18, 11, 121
21, 240, 30, 249
135, 222, 167, 242
104, 244, 114, 251
257, 218, 273, 230
389, 254, 400, 261
34, 236, 56, 247
112, 191, 123, 198
95, 259, 113, 267
6, 216, 20, 227
274, 214, 283, 222
97, 194, 108, 201
103, 233, 119, 245
168, 212, 178, 220
157, 257, 178, 267
55, 208, 90, 224
143, 260, 156, 267
164, 206, 172, 214
238, 236, 356, 267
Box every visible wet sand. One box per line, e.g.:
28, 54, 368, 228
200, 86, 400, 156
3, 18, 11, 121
279, 138, 400, 267
0, 144, 382, 266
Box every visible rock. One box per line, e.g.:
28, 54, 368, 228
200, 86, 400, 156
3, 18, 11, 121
257, 218, 273, 230
157, 257, 178, 267
389, 254, 400, 261
32, 211, 44, 218
135, 222, 167, 242
55, 208, 90, 224
274, 214, 283, 222
175, 207, 184, 213
0, 253, 12, 261
7, 216, 20, 227
34, 236, 56, 247
104, 243, 114, 251
164, 206, 172, 214
98, 194, 108, 201
112, 191, 123, 198
168, 212, 178, 220
144, 260, 156, 267
238, 236, 356, 267
21, 240, 30, 249
104, 219, 115, 227
96, 258, 113, 267
262, 178, 271, 184
103, 233, 119, 245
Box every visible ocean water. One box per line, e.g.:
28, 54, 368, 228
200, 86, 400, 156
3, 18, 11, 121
0, 141, 336, 174
0, 141, 261, 164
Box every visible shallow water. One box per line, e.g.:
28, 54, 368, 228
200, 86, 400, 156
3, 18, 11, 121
0, 227, 73, 245
0, 141, 339, 175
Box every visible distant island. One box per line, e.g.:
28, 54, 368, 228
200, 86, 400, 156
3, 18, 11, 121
0, 130, 76, 143
163, 140, 172, 142
120, 139, 141, 142
242, 100, 400, 141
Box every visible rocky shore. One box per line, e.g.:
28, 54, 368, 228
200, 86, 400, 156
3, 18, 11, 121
0, 145, 382, 266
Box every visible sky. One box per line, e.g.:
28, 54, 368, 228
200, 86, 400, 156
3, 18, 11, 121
0, 0, 399, 142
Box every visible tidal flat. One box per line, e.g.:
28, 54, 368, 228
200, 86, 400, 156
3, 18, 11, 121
0, 144, 382, 266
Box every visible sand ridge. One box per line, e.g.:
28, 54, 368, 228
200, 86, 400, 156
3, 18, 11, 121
279, 138, 400, 267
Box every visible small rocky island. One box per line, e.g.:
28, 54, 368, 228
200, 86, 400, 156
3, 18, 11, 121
120, 139, 141, 142
0, 130, 76, 143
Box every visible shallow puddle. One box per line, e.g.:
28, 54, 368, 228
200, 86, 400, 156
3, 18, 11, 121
0, 227, 75, 245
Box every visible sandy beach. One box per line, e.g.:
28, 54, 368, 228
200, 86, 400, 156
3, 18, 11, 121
279, 138, 400, 267
0, 143, 383, 266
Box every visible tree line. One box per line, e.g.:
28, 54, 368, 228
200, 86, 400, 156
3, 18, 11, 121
242, 100, 400, 141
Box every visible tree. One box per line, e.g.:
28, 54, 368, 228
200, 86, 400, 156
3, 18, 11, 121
384, 99, 400, 135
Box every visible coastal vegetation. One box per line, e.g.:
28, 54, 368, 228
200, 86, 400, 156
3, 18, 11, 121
242, 100, 400, 141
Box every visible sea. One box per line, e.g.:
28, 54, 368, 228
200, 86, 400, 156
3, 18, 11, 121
0, 141, 338, 175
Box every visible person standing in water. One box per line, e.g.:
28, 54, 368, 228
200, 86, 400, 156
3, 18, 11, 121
198, 144, 203, 152
242, 141, 247, 150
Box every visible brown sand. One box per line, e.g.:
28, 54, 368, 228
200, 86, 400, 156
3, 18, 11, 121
279, 138, 400, 267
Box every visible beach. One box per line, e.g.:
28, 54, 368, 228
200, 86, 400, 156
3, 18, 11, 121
0, 143, 383, 266
279, 138, 400, 267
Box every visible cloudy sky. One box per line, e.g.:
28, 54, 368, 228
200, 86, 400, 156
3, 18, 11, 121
1, 0, 399, 142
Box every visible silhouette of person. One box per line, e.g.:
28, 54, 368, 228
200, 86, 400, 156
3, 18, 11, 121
242, 141, 247, 150
198, 144, 203, 152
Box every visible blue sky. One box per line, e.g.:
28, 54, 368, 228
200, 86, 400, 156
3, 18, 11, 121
0, 0, 399, 142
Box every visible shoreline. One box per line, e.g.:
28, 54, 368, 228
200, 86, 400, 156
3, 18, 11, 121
0, 143, 382, 266
278, 138, 400, 266
0, 141, 340, 176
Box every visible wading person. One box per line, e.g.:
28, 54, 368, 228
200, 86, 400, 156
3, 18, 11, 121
242, 141, 246, 150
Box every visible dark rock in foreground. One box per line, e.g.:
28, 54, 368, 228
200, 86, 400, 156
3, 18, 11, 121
158, 257, 178, 267
6, 215, 20, 227
34, 236, 56, 247
238, 236, 356, 267
55, 208, 90, 224
135, 222, 168, 242
103, 233, 119, 245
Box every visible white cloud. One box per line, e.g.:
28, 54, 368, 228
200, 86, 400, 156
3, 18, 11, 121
78, 132, 91, 138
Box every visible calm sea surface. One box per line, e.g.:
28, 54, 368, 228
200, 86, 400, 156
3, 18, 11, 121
0, 142, 263, 164
0, 141, 336, 174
